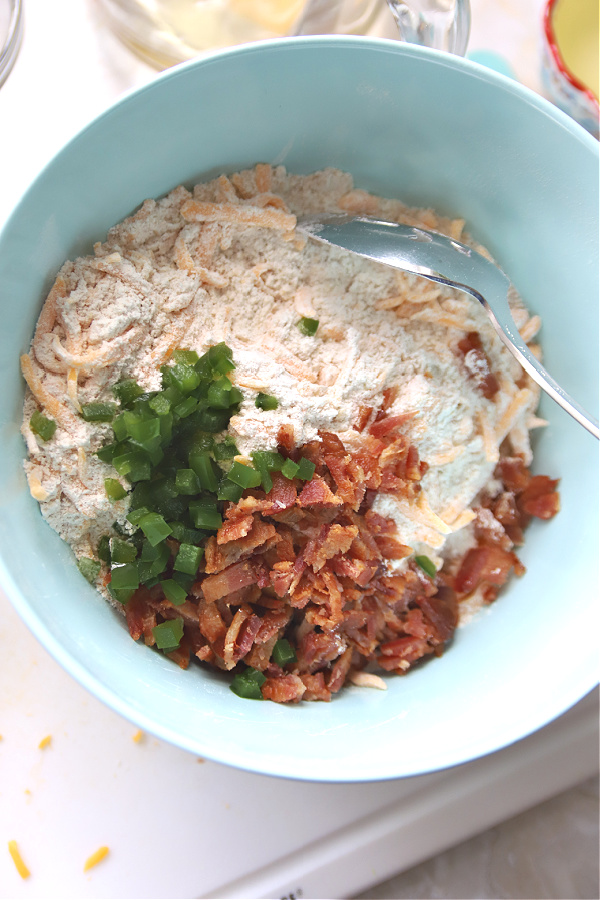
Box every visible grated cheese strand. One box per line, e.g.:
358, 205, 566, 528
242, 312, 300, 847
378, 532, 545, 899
8, 841, 30, 880
83, 846, 109, 873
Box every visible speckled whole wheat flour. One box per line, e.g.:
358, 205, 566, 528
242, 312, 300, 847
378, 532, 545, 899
20, 165, 546, 609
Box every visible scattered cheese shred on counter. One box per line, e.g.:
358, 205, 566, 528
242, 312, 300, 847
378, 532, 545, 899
132, 729, 144, 743
83, 845, 109, 872
8, 840, 30, 879
38, 735, 52, 750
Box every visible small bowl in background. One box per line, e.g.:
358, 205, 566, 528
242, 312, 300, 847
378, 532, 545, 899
541, 0, 599, 138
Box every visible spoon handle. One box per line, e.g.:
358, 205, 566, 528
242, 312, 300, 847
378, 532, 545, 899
297, 214, 599, 439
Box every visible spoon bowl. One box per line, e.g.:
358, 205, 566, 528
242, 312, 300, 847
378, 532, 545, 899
297, 213, 599, 439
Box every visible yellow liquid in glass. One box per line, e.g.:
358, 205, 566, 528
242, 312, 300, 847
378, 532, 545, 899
552, 0, 599, 99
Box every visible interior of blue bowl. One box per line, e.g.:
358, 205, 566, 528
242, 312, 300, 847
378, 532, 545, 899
0, 37, 597, 782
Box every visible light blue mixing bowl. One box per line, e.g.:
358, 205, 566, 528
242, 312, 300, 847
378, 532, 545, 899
0, 37, 597, 782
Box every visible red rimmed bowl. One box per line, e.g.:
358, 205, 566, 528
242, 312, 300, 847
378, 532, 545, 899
542, 0, 599, 138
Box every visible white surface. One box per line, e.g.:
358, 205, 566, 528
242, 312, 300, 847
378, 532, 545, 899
0, 581, 597, 898
0, 1, 597, 898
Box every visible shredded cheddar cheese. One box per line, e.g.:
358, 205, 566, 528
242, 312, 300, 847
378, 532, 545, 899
8, 841, 30, 880
84, 845, 109, 872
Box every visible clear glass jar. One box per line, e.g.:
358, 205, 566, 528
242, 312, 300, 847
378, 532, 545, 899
0, 0, 23, 88
96, 0, 470, 71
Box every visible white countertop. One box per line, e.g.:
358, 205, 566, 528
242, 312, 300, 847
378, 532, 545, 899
0, 2, 598, 898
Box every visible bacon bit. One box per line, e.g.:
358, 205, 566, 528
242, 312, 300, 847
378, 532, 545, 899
327, 647, 353, 693
196, 644, 216, 664
277, 423, 296, 453
297, 630, 346, 673
374, 535, 412, 559
263, 472, 297, 515
201, 560, 258, 603
364, 509, 395, 533
330, 556, 381, 587
315, 429, 343, 457
166, 640, 191, 669
402, 607, 430, 639
324, 454, 366, 510
457, 332, 500, 399
492, 492, 520, 529
300, 671, 332, 701
353, 405, 374, 432
269, 560, 294, 597
255, 609, 291, 644
369, 414, 413, 439
217, 513, 254, 544
297, 474, 343, 508
262, 673, 306, 703
518, 475, 560, 520
204, 520, 277, 573
304, 524, 359, 572
382, 386, 399, 409
454, 545, 524, 596
235, 612, 262, 659
495, 456, 531, 492
417, 592, 458, 643
378, 635, 432, 669
125, 589, 158, 644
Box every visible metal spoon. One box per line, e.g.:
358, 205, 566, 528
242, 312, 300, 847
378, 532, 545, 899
296, 214, 599, 439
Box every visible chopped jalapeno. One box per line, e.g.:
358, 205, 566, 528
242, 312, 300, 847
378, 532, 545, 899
297, 316, 319, 336
230, 667, 266, 700
137, 512, 172, 546
112, 379, 144, 406
213, 437, 238, 460
161, 579, 188, 607
80, 401, 118, 422
227, 460, 262, 490
77, 557, 101, 583
153, 617, 184, 651
30, 410, 56, 441
174, 542, 204, 576
104, 478, 127, 501
110, 561, 139, 592
272, 638, 297, 667
415, 555, 437, 578
109, 537, 137, 564
255, 392, 279, 411
296, 457, 316, 481
281, 458, 300, 480
189, 450, 219, 492
189, 502, 222, 531
175, 467, 201, 495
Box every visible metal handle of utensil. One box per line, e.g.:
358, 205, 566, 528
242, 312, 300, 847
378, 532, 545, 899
292, 0, 470, 57
297, 215, 599, 439
386, 0, 471, 55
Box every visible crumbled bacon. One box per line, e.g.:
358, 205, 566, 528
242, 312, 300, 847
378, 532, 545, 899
454, 545, 524, 596
517, 475, 560, 520
262, 673, 306, 703
457, 332, 499, 399
297, 475, 342, 508
122, 412, 558, 703
201, 560, 258, 603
